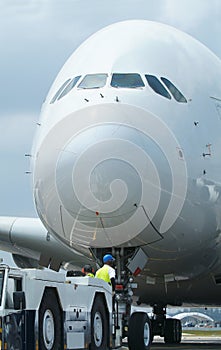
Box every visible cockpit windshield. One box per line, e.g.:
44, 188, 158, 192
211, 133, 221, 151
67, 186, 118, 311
145, 75, 171, 99
50, 79, 71, 104
0, 270, 5, 306
111, 73, 145, 88
57, 76, 81, 100
49, 72, 187, 104
161, 77, 187, 103
78, 74, 108, 89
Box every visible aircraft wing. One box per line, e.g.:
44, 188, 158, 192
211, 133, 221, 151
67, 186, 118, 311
0, 216, 91, 271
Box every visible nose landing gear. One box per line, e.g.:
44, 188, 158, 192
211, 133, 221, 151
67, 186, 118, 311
113, 248, 152, 350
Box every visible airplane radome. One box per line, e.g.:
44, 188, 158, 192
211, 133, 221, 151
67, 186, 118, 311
1, 20, 221, 345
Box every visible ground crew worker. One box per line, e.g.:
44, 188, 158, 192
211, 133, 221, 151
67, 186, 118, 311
82, 264, 95, 277
95, 254, 116, 292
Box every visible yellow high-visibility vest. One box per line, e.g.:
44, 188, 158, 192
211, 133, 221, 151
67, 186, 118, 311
95, 265, 111, 284
87, 273, 94, 277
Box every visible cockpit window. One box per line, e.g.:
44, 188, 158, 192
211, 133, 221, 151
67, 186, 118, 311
111, 73, 145, 88
161, 77, 187, 103
145, 75, 171, 100
50, 79, 71, 104
78, 74, 108, 89
57, 76, 81, 100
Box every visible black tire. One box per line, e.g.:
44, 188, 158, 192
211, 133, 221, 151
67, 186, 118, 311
128, 312, 152, 350
90, 295, 108, 350
39, 288, 62, 350
164, 318, 182, 344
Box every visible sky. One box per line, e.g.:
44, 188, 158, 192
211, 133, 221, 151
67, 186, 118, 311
0, 0, 221, 217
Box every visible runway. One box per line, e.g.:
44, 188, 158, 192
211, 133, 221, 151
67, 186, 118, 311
120, 336, 221, 349
121, 343, 221, 350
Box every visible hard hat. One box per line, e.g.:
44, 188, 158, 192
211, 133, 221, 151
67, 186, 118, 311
103, 254, 115, 263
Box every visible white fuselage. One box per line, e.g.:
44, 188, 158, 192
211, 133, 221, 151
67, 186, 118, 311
32, 20, 221, 303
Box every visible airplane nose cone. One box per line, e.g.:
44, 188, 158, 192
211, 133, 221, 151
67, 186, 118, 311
34, 103, 187, 247
56, 123, 160, 225
57, 123, 143, 214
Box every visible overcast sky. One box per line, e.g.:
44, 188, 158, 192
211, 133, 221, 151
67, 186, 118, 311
0, 0, 221, 217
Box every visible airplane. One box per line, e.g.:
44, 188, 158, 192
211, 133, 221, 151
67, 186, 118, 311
1, 19, 221, 345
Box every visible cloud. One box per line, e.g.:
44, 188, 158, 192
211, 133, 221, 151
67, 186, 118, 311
0, 112, 37, 216
0, 113, 37, 153
159, 0, 212, 29
0, 0, 48, 20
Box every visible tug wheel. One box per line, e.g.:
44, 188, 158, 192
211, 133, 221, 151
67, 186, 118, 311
39, 288, 62, 350
90, 295, 108, 350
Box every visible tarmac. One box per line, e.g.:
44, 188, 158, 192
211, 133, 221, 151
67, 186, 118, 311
120, 335, 221, 349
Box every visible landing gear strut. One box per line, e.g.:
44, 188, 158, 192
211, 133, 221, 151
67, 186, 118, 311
92, 247, 152, 350
150, 304, 182, 344
114, 248, 152, 350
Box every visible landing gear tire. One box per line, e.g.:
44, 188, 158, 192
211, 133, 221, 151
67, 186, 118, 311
128, 312, 152, 350
164, 318, 182, 344
90, 295, 108, 350
39, 288, 62, 350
